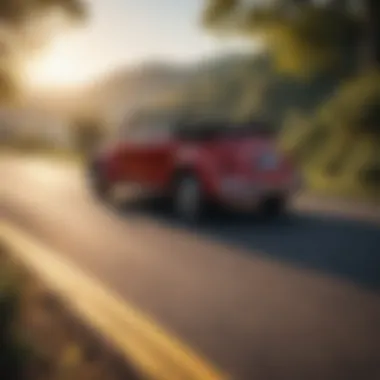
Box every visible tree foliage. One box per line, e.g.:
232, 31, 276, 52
279, 71, 380, 190
320, 71, 380, 137
0, 0, 86, 100
203, 0, 375, 75
0, 0, 85, 26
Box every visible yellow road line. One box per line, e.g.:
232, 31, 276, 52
1, 222, 228, 380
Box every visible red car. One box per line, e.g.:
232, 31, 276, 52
88, 116, 301, 221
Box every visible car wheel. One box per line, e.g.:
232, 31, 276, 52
174, 174, 204, 222
258, 196, 286, 220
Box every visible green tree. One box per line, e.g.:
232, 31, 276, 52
203, 0, 379, 75
0, 0, 86, 100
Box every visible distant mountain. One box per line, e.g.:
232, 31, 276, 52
23, 52, 273, 129
24, 50, 340, 130
72, 61, 194, 127
77, 53, 273, 127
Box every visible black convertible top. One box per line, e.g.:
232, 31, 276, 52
174, 119, 277, 141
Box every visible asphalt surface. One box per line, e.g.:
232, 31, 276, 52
2, 156, 380, 380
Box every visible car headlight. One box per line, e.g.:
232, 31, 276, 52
257, 152, 279, 170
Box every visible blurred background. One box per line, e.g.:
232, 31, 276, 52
0, 0, 379, 201
1, 4, 380, 379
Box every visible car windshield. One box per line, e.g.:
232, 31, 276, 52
119, 110, 177, 139
175, 119, 276, 140
119, 110, 275, 141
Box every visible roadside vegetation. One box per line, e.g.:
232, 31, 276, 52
0, 244, 30, 379
198, 0, 380, 200
279, 72, 380, 200
0, 243, 140, 380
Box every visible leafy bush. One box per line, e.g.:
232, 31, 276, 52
0, 248, 30, 379
319, 71, 380, 137
279, 72, 380, 198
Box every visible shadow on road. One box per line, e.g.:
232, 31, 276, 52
117, 197, 380, 291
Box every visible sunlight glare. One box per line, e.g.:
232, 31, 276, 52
26, 35, 90, 90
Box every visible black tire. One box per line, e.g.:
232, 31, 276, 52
258, 196, 287, 220
173, 173, 205, 223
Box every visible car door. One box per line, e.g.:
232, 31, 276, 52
116, 120, 149, 185
137, 121, 175, 190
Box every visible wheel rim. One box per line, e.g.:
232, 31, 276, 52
176, 177, 200, 220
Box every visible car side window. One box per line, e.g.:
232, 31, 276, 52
118, 121, 144, 141
127, 124, 146, 141
136, 122, 172, 142
119, 114, 173, 142
118, 120, 132, 140
147, 122, 172, 141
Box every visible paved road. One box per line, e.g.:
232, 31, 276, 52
2, 157, 380, 380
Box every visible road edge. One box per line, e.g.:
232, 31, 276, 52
1, 222, 227, 380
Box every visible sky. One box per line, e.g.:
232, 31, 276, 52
26, 0, 255, 91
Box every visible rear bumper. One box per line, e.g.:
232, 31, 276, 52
213, 178, 299, 212
221, 189, 290, 212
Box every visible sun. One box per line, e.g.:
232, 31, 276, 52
25, 36, 90, 90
